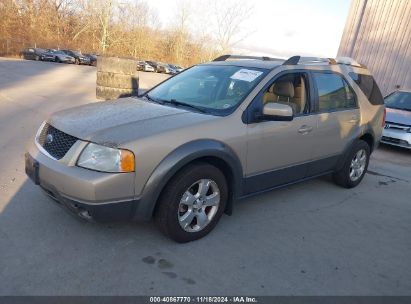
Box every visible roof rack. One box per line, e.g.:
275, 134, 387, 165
335, 57, 364, 68
282, 55, 365, 68
213, 54, 284, 62
282, 56, 337, 65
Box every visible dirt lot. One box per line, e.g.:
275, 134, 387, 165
0, 58, 410, 295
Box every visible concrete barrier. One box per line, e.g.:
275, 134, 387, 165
96, 56, 138, 100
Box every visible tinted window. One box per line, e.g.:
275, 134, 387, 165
313, 73, 356, 112
384, 92, 411, 111
348, 72, 384, 105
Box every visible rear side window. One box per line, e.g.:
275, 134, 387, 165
348, 72, 384, 105
313, 72, 357, 112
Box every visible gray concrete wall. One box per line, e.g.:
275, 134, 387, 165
338, 0, 411, 95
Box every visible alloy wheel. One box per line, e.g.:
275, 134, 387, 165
178, 179, 220, 232
349, 149, 367, 181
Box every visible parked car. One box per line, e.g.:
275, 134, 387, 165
157, 64, 179, 75
25, 54, 385, 242
145, 60, 160, 72
61, 49, 90, 65
137, 61, 155, 72
168, 64, 184, 73
381, 90, 411, 149
84, 53, 97, 66
20, 48, 46, 61
41, 49, 75, 64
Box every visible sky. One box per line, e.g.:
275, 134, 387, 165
147, 0, 352, 58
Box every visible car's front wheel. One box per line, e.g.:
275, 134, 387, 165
155, 162, 228, 243
333, 140, 370, 188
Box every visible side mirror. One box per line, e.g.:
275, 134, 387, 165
260, 102, 294, 121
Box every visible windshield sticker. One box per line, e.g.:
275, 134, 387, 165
230, 69, 263, 82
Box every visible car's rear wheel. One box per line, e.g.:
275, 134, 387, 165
35, 55, 40, 61
75, 58, 80, 65
155, 162, 228, 243
333, 140, 370, 188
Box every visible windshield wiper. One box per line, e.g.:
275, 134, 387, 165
163, 99, 207, 113
143, 94, 164, 104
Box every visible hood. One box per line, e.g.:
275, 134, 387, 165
385, 107, 411, 126
48, 98, 216, 146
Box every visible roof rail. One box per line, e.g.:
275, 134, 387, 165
335, 57, 364, 68
213, 54, 284, 62
282, 55, 337, 65
282, 55, 365, 67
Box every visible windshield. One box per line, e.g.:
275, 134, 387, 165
385, 92, 411, 111
146, 65, 268, 115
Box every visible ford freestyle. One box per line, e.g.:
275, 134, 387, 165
25, 55, 385, 242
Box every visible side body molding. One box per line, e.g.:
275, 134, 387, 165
133, 139, 244, 221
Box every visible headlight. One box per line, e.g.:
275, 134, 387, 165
77, 143, 134, 173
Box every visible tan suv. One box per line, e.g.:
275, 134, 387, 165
25, 55, 385, 242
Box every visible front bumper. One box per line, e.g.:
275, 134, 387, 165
63, 58, 76, 63
79, 58, 91, 64
381, 128, 411, 149
25, 139, 138, 222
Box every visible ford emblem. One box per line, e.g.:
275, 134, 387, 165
46, 134, 54, 144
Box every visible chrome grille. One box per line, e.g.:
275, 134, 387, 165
37, 123, 78, 159
384, 121, 411, 131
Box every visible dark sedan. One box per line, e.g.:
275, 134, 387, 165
41, 50, 75, 63
84, 53, 97, 66
61, 50, 91, 65
20, 48, 46, 61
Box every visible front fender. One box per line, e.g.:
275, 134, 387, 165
133, 139, 243, 221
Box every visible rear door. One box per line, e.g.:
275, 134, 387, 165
307, 71, 360, 176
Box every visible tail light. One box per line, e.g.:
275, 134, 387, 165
381, 108, 386, 127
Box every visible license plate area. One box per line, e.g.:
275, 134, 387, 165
25, 153, 40, 185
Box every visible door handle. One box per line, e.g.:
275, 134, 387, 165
298, 125, 313, 134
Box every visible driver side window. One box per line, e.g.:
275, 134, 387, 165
262, 73, 309, 115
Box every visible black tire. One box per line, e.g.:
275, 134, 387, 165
35, 55, 40, 61
75, 58, 80, 65
333, 140, 370, 188
155, 162, 228, 243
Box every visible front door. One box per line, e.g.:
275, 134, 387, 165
245, 72, 316, 193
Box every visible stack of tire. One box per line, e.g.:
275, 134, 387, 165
96, 56, 139, 100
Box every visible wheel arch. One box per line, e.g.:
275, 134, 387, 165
133, 139, 244, 221
359, 132, 375, 152
335, 126, 376, 171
